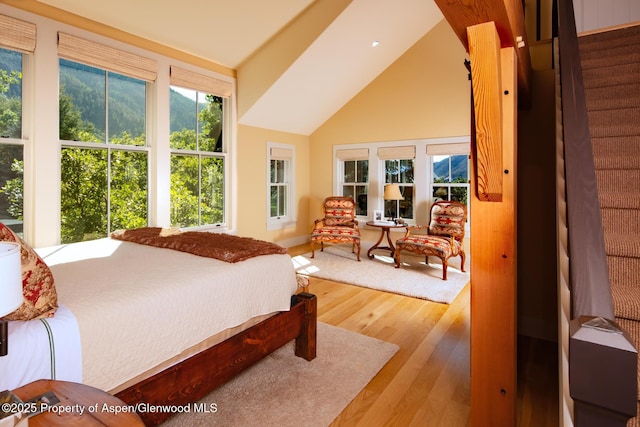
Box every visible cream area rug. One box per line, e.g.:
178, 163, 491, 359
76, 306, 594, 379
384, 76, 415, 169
161, 322, 398, 427
292, 241, 470, 304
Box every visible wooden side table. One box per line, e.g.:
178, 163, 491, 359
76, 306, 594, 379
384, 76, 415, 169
365, 221, 407, 259
12, 380, 144, 426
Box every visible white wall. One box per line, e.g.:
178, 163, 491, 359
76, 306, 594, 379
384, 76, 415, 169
574, 0, 640, 33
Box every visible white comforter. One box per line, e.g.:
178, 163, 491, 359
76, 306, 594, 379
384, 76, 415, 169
39, 237, 298, 392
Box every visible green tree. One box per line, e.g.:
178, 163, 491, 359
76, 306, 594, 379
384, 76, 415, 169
109, 133, 148, 231
198, 95, 223, 152
0, 67, 23, 221
60, 147, 108, 242
1, 158, 23, 219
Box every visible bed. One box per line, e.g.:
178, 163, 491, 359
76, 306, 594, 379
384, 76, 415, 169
0, 228, 316, 426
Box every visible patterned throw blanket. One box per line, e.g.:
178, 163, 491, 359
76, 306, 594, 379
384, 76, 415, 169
111, 227, 287, 263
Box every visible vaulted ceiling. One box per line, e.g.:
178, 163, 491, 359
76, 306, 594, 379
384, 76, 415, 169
35, 0, 445, 135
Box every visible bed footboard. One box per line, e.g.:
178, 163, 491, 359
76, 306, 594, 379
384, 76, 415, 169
115, 292, 317, 426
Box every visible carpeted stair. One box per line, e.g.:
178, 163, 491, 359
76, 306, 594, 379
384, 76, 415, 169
579, 24, 640, 426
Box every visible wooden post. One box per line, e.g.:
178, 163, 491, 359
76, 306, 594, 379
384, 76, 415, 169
294, 292, 317, 361
468, 21, 518, 427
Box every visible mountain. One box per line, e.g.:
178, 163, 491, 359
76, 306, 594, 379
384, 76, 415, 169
433, 155, 469, 182
59, 59, 196, 138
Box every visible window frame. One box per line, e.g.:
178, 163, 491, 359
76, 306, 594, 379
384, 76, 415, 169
58, 60, 151, 243
383, 158, 415, 221
430, 153, 470, 203
338, 156, 369, 218
0, 43, 32, 238
168, 86, 228, 229
266, 141, 295, 231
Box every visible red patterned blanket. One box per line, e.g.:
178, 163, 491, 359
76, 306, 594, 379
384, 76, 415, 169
111, 227, 287, 263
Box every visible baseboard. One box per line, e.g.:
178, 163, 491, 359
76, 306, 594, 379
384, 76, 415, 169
277, 235, 310, 249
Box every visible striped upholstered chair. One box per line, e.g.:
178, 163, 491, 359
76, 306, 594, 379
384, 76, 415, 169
310, 196, 361, 261
394, 200, 467, 280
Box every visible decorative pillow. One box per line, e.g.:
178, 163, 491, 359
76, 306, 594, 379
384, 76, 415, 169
0, 223, 57, 320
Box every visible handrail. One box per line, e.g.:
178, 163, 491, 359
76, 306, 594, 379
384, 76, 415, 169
557, 0, 637, 425
557, 0, 613, 321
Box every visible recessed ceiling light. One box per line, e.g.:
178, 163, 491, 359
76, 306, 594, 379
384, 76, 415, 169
371, 40, 380, 47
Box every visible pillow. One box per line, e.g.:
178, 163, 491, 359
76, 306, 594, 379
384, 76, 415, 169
0, 223, 57, 321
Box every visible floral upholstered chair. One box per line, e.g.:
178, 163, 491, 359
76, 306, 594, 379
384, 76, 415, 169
394, 200, 467, 280
310, 196, 361, 261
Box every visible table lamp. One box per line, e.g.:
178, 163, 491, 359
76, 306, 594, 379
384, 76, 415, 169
383, 184, 404, 223
0, 242, 23, 357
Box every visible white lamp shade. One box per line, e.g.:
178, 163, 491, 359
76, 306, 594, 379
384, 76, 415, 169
383, 184, 404, 201
0, 242, 23, 318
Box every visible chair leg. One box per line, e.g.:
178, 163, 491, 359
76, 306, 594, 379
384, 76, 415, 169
310, 241, 315, 259
442, 259, 448, 281
394, 248, 401, 268
355, 241, 361, 261
460, 251, 466, 273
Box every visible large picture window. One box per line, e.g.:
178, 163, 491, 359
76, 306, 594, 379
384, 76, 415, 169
59, 59, 149, 243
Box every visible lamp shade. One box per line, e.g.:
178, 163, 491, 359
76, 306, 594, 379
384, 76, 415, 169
0, 242, 23, 318
383, 184, 404, 201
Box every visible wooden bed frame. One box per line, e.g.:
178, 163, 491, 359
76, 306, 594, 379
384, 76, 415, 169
115, 292, 317, 426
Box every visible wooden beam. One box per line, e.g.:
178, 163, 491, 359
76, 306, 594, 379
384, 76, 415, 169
469, 39, 518, 427
434, 0, 531, 107
468, 21, 504, 202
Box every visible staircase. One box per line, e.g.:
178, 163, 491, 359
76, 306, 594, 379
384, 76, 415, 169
579, 24, 640, 426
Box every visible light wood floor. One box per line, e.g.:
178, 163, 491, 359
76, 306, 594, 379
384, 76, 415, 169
288, 244, 558, 427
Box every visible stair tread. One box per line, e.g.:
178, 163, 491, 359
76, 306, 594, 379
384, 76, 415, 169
583, 62, 640, 89
600, 193, 640, 209
604, 233, 640, 258
594, 155, 640, 170
612, 283, 640, 321
605, 233, 640, 258
588, 107, 640, 138
581, 50, 640, 70
592, 136, 640, 153
585, 83, 640, 111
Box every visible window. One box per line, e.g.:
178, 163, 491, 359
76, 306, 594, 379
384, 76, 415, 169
337, 148, 369, 217
59, 59, 149, 243
57, 33, 157, 243
427, 143, 470, 207
267, 142, 295, 229
169, 66, 230, 228
0, 48, 24, 235
384, 159, 414, 220
343, 160, 368, 216
335, 139, 470, 227
379, 146, 415, 221
0, 15, 36, 237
